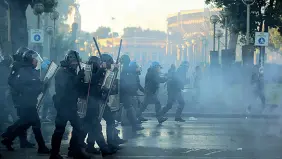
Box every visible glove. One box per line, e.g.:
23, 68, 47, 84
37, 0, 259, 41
78, 68, 85, 79
76, 69, 85, 83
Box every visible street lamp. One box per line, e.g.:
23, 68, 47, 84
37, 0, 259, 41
221, 8, 230, 50
33, 3, 44, 29
242, 0, 255, 45
216, 30, 224, 64
50, 10, 59, 47
210, 15, 220, 51
216, 30, 223, 52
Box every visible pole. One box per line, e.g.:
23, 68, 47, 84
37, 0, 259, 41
225, 17, 228, 49
213, 23, 216, 51
218, 37, 220, 52
246, 4, 250, 45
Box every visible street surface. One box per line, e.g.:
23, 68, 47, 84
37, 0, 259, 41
1, 117, 282, 159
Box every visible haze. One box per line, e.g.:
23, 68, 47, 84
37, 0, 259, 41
79, 0, 205, 33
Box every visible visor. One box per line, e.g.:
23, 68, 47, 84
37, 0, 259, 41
32, 52, 43, 63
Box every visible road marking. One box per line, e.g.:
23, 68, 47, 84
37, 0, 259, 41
182, 148, 201, 153
204, 150, 222, 156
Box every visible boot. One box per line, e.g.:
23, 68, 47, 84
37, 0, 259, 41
157, 116, 168, 124
126, 107, 144, 131
86, 143, 100, 155
100, 146, 117, 157
1, 138, 14, 151
73, 150, 91, 159
49, 154, 63, 159
175, 117, 185, 122
115, 138, 127, 145
20, 140, 36, 148
38, 146, 50, 154
132, 125, 144, 131
139, 116, 148, 122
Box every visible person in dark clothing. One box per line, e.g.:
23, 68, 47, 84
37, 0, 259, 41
120, 61, 145, 131
4, 47, 35, 148
80, 55, 119, 157
246, 65, 266, 114
1, 50, 50, 154
50, 50, 90, 159
98, 54, 125, 149
158, 61, 189, 122
138, 61, 168, 124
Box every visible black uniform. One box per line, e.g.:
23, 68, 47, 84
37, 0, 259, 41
159, 64, 187, 122
247, 66, 266, 112
120, 62, 144, 131
50, 51, 90, 159
1, 50, 49, 154
138, 67, 167, 123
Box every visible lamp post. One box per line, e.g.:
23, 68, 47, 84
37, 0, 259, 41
33, 2, 44, 56
221, 9, 229, 50
50, 10, 59, 61
242, 0, 255, 45
210, 15, 220, 51
216, 30, 223, 52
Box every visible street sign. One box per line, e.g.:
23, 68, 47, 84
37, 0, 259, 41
255, 32, 269, 46
30, 29, 44, 43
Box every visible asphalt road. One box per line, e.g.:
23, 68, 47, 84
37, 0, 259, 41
1, 117, 282, 159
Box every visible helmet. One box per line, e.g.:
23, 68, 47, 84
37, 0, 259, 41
13, 47, 29, 62
101, 54, 114, 64
120, 54, 131, 65
64, 50, 80, 64
129, 61, 141, 74
150, 61, 161, 68
180, 61, 189, 68
88, 56, 101, 65
101, 54, 114, 69
22, 50, 43, 68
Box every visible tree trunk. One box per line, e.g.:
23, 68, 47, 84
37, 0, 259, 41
8, 0, 29, 54
228, 31, 238, 53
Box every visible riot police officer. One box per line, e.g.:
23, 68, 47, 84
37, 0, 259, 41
120, 61, 145, 131
3, 47, 35, 149
138, 61, 168, 123
81, 55, 118, 157
50, 50, 90, 159
158, 61, 189, 122
98, 54, 125, 150
1, 50, 50, 154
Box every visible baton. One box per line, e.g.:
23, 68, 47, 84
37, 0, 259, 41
93, 37, 102, 58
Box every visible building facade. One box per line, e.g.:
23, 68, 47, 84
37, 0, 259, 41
167, 8, 220, 66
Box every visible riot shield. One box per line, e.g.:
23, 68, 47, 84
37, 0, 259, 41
77, 62, 92, 83
77, 63, 93, 118
36, 61, 59, 110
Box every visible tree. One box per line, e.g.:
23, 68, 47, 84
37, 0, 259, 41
4, 0, 57, 54
205, 0, 282, 50
93, 26, 111, 38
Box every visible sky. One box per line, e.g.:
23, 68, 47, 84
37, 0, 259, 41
79, 0, 205, 33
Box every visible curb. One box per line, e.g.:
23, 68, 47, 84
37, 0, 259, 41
142, 112, 281, 119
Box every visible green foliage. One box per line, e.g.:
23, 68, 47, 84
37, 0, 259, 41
205, 0, 282, 37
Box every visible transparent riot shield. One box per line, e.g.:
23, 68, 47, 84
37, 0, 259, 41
36, 61, 59, 110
